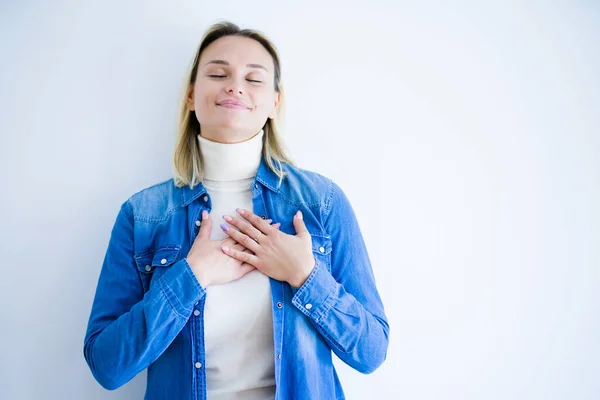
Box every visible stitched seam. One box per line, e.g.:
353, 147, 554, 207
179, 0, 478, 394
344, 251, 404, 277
271, 189, 322, 208
314, 290, 336, 323
133, 204, 181, 223
324, 178, 335, 214
294, 260, 320, 302
158, 276, 187, 319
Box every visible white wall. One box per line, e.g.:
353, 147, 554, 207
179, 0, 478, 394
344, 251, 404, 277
1, 1, 598, 399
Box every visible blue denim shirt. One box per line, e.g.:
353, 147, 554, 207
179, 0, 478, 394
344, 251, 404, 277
83, 157, 389, 400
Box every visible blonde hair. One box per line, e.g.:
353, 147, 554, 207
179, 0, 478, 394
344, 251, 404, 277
173, 20, 294, 189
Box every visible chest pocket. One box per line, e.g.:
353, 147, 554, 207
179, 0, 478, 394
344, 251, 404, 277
310, 234, 332, 273
134, 246, 181, 292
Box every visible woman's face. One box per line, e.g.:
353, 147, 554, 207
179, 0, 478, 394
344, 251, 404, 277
188, 35, 280, 143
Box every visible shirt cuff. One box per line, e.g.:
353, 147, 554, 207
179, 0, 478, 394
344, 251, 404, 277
291, 259, 338, 322
159, 258, 206, 317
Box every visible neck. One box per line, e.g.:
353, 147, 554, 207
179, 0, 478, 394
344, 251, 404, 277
198, 129, 264, 181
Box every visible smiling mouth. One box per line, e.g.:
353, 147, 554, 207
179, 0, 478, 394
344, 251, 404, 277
217, 103, 250, 110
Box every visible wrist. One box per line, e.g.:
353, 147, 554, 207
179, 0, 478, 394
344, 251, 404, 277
197, 274, 212, 289
187, 258, 212, 288
289, 258, 316, 288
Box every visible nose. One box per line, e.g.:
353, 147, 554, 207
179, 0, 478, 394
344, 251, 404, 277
225, 77, 244, 95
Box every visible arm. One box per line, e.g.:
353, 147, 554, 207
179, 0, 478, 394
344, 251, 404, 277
83, 201, 205, 390
291, 180, 390, 374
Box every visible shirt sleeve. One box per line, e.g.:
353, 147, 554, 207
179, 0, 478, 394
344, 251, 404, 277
291, 179, 390, 374
83, 200, 206, 390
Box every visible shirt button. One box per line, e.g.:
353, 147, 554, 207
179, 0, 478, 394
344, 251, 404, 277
203, 195, 208, 202
195, 220, 201, 227
195, 362, 202, 369
276, 354, 281, 359
319, 246, 325, 253
305, 303, 313, 310
193, 310, 200, 316
144, 265, 151, 272
254, 184, 259, 190
260, 215, 266, 219
160, 258, 167, 265
276, 302, 283, 308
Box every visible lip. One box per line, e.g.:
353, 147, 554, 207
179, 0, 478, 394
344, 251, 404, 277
218, 100, 250, 110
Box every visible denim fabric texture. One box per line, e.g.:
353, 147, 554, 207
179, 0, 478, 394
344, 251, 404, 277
83, 157, 389, 400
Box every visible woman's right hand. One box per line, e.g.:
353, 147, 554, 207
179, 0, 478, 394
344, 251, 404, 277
186, 210, 279, 288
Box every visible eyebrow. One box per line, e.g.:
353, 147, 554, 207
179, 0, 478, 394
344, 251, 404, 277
203, 59, 268, 72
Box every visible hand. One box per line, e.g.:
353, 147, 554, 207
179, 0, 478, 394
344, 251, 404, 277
219, 209, 316, 288
186, 210, 257, 287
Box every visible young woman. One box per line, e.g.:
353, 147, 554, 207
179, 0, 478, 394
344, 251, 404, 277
83, 20, 389, 400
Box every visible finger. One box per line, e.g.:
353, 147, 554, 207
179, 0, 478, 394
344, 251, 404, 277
266, 219, 279, 230
221, 237, 237, 247
220, 222, 260, 253
238, 263, 257, 276
221, 244, 260, 267
218, 237, 249, 252
222, 215, 263, 244
232, 242, 246, 251
292, 210, 309, 236
221, 237, 253, 253
235, 208, 277, 235
197, 210, 212, 240
235, 243, 258, 254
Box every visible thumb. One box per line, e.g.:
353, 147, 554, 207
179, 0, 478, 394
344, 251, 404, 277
197, 210, 212, 240
292, 210, 309, 237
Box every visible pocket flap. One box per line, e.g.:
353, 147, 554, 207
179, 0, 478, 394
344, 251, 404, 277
151, 247, 181, 267
135, 246, 181, 273
310, 234, 332, 255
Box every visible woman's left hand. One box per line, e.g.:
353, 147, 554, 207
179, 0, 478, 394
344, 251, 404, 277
219, 208, 316, 288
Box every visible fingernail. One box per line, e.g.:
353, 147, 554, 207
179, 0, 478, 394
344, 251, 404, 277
266, 219, 273, 223
223, 215, 232, 222
237, 208, 245, 215
202, 210, 208, 219
220, 223, 229, 231
221, 245, 230, 252
296, 210, 303, 219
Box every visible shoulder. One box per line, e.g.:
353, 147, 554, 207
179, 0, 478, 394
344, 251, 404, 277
277, 163, 337, 208
123, 177, 180, 221
281, 162, 332, 189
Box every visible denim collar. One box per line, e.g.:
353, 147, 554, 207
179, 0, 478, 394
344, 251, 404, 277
179, 155, 284, 207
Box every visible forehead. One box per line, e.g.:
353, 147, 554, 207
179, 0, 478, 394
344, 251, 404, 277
199, 36, 274, 72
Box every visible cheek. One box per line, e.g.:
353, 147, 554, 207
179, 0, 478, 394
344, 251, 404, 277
194, 81, 219, 107
194, 94, 217, 117
252, 93, 275, 112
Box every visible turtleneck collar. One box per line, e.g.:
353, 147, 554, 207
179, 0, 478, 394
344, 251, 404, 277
197, 129, 264, 182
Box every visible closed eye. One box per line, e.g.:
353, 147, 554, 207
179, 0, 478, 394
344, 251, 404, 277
208, 75, 262, 83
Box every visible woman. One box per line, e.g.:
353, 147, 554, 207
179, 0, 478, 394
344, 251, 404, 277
83, 21, 389, 400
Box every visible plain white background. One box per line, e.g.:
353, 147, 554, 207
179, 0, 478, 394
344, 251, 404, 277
1, 1, 598, 399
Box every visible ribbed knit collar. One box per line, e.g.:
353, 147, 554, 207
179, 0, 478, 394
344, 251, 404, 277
197, 129, 264, 181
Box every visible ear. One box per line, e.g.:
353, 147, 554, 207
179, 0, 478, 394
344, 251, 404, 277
268, 92, 281, 119
186, 86, 195, 111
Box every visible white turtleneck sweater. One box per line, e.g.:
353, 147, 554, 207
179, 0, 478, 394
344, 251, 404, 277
197, 128, 276, 400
